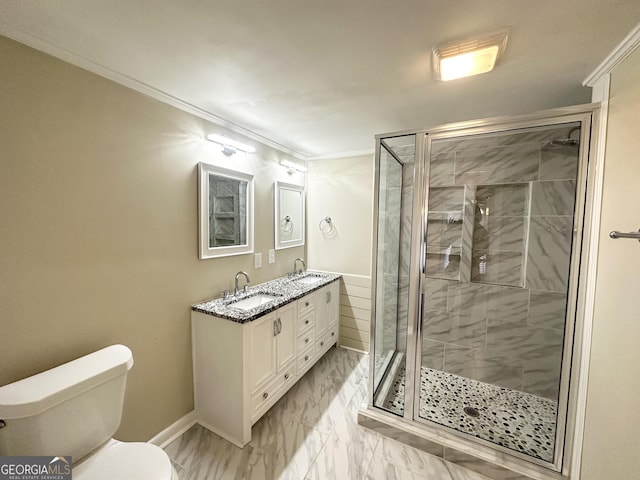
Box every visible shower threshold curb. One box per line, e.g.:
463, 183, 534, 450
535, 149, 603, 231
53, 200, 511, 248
357, 407, 567, 480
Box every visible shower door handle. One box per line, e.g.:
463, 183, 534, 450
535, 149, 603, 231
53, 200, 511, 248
609, 228, 640, 241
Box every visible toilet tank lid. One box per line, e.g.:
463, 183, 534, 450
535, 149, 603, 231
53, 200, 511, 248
0, 345, 134, 419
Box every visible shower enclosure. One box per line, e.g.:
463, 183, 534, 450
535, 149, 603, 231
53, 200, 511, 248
367, 106, 595, 477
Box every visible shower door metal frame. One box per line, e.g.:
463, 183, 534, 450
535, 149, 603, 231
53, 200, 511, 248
368, 129, 427, 411
408, 105, 598, 476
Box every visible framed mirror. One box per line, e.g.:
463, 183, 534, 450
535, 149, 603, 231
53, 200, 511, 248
274, 181, 305, 250
198, 162, 254, 259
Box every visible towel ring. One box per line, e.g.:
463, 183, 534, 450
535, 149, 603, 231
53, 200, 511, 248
319, 216, 334, 234
280, 216, 293, 233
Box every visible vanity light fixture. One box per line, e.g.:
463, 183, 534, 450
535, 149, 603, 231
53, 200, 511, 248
280, 160, 308, 174
206, 133, 256, 155
433, 29, 509, 81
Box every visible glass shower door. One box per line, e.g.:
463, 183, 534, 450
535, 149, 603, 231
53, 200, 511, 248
416, 120, 587, 468
371, 133, 417, 416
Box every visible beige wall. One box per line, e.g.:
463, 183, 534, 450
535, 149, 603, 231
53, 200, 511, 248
580, 45, 640, 477
0, 35, 306, 441
306, 155, 374, 276
307, 155, 374, 351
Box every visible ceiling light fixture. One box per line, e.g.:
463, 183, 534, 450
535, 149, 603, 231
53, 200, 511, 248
206, 133, 256, 155
433, 29, 509, 81
280, 160, 307, 174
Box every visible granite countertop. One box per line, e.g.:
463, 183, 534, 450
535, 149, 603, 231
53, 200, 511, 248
192, 271, 341, 323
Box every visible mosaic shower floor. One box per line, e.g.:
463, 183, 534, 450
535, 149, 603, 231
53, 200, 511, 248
382, 366, 558, 463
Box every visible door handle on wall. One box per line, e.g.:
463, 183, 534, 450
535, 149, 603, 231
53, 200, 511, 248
609, 228, 640, 241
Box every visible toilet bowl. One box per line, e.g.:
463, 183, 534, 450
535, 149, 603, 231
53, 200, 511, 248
73, 439, 178, 480
0, 345, 178, 480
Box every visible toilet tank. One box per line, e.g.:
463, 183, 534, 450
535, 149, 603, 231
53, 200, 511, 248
0, 345, 134, 461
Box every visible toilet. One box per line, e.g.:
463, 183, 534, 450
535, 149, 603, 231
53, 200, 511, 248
0, 345, 178, 480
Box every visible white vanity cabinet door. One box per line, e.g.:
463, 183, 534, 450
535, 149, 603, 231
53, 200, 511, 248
316, 282, 340, 356
249, 303, 297, 393
327, 281, 339, 327
249, 302, 297, 423
315, 286, 330, 337
249, 311, 278, 393
275, 302, 297, 372
316, 282, 339, 336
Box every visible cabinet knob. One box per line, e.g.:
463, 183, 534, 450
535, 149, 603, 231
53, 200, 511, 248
331, 332, 335, 337
320, 341, 324, 347
305, 319, 310, 325
304, 355, 309, 361
305, 338, 309, 343
305, 301, 309, 307
284, 373, 290, 380
326, 291, 331, 303
262, 392, 269, 400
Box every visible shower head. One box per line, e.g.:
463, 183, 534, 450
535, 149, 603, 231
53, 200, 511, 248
542, 127, 580, 153
548, 138, 579, 147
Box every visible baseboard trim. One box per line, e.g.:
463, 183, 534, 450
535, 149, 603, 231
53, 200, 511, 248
148, 410, 197, 448
196, 418, 246, 449
339, 344, 368, 354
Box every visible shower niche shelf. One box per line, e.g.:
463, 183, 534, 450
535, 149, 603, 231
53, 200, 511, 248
426, 211, 463, 223
470, 182, 530, 288
425, 246, 461, 281
425, 186, 467, 282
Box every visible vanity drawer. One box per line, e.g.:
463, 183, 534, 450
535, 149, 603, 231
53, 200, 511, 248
296, 346, 315, 376
297, 309, 315, 336
297, 329, 315, 352
297, 295, 315, 317
317, 325, 338, 355
280, 362, 296, 389
250, 361, 295, 422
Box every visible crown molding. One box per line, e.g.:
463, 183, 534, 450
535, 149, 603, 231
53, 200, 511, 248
306, 148, 374, 161
0, 22, 309, 160
583, 22, 640, 86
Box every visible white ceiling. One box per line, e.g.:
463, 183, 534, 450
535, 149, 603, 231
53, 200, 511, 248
1, 1, 639, 159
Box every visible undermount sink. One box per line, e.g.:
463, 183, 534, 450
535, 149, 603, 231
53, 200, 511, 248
229, 293, 280, 311
294, 274, 325, 285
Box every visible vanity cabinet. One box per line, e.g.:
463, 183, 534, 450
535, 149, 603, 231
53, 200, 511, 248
192, 279, 340, 447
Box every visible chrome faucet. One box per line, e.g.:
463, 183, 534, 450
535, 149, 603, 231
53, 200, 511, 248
234, 271, 250, 295
293, 258, 306, 275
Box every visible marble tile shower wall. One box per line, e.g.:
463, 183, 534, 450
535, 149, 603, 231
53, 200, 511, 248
423, 126, 580, 400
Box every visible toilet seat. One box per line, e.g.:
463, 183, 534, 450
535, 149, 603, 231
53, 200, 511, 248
74, 440, 176, 480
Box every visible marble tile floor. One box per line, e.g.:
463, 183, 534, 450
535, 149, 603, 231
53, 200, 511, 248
164, 346, 492, 480
381, 366, 557, 462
